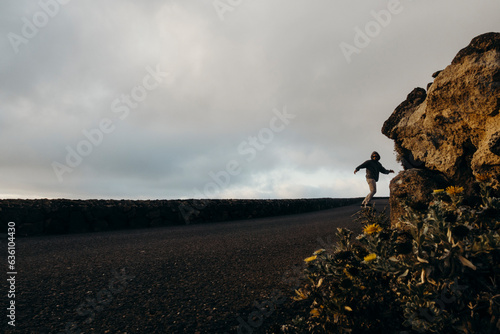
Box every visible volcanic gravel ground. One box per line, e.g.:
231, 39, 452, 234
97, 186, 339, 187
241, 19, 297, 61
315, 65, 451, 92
2, 199, 388, 333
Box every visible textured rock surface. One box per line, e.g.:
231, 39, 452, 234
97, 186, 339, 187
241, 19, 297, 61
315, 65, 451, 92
389, 169, 449, 226
383, 32, 500, 224
383, 33, 500, 189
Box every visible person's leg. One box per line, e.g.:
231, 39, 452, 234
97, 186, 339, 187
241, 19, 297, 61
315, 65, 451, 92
362, 178, 377, 206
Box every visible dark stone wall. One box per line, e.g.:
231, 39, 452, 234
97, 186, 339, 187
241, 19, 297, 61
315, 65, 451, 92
0, 198, 362, 237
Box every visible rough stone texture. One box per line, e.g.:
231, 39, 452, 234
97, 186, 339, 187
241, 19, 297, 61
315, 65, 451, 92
383, 33, 500, 219
383, 32, 500, 225
389, 169, 449, 226
0, 198, 362, 237
382, 87, 427, 141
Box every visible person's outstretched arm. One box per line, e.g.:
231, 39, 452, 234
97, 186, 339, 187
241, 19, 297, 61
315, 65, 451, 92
354, 161, 368, 174
379, 163, 394, 174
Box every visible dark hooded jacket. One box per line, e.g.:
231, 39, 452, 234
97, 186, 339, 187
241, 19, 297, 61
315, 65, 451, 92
355, 159, 390, 182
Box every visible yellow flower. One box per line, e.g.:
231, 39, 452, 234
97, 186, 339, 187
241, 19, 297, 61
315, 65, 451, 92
304, 255, 317, 263
446, 186, 464, 196
313, 249, 326, 255
363, 223, 382, 235
310, 308, 321, 318
294, 289, 309, 301
475, 173, 491, 182
364, 253, 377, 262
343, 268, 353, 279
433, 189, 445, 194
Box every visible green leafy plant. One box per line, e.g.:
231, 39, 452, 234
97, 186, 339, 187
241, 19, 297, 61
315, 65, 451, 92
281, 175, 500, 333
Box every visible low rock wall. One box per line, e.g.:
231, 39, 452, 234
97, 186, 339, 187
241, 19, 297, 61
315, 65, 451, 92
0, 198, 362, 237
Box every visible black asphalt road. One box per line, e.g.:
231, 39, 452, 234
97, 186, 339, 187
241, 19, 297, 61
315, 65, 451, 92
3, 199, 388, 334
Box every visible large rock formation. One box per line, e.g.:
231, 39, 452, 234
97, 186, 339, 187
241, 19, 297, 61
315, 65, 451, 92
388, 169, 449, 224
383, 32, 500, 224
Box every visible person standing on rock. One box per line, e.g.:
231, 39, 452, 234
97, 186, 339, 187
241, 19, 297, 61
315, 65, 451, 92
354, 151, 394, 207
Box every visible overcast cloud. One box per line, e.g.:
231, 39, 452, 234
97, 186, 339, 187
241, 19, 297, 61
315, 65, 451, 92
1, 0, 499, 200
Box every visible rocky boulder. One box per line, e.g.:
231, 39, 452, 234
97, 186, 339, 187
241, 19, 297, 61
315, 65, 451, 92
388, 169, 449, 226
383, 32, 500, 224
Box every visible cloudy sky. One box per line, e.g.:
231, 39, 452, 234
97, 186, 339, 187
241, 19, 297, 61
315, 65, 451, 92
1, 0, 499, 200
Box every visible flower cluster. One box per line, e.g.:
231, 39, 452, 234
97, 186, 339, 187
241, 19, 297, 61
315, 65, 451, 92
363, 223, 382, 235
445, 185, 464, 195
475, 173, 491, 183
281, 178, 500, 333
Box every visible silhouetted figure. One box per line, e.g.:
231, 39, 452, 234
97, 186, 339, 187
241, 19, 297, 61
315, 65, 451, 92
354, 151, 394, 207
